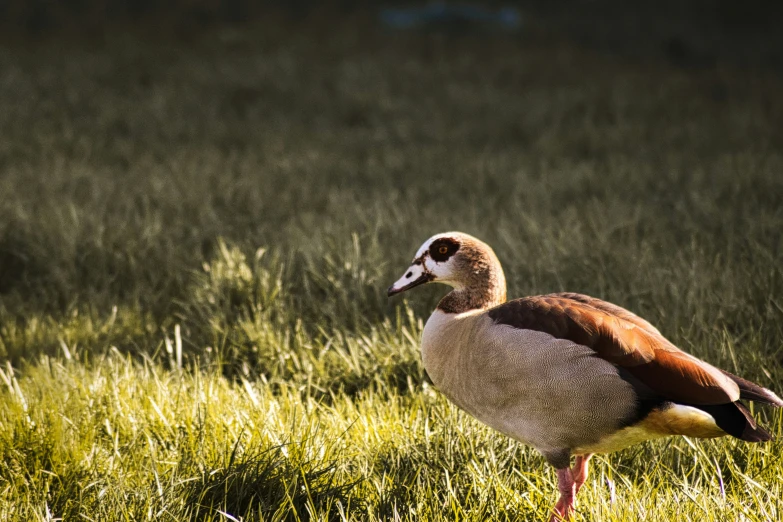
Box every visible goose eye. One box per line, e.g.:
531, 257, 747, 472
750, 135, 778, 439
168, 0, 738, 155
438, 245, 448, 254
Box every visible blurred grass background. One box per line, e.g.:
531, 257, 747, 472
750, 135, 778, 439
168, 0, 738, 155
0, 2, 782, 520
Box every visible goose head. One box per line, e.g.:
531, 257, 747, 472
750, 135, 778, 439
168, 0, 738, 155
387, 232, 507, 312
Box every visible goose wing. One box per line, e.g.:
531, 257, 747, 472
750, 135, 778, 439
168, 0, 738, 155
487, 293, 780, 441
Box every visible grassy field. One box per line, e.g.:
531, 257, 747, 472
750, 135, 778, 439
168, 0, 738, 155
1, 11, 783, 521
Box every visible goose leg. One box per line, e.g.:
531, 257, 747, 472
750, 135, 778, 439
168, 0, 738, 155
573, 454, 593, 495
549, 467, 575, 522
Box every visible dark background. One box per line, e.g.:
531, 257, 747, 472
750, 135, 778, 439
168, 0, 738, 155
2, 1, 783, 72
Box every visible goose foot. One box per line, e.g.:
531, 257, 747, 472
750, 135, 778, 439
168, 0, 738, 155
548, 454, 593, 521
549, 468, 575, 522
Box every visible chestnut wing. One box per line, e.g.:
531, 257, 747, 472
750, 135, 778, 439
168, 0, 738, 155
487, 294, 740, 405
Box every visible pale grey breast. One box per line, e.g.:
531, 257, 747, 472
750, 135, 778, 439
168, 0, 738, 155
422, 311, 640, 454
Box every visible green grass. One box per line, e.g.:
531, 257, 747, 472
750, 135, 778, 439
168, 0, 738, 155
1, 14, 783, 521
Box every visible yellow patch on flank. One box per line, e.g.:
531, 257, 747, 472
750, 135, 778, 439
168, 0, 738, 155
575, 405, 726, 454
640, 405, 726, 438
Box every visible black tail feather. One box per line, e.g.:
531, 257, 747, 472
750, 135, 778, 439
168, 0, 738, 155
695, 402, 774, 442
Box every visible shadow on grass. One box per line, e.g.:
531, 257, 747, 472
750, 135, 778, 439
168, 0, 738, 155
178, 445, 365, 521
370, 440, 541, 522
332, 359, 425, 399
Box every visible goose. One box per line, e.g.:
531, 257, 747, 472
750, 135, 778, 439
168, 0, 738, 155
387, 231, 782, 521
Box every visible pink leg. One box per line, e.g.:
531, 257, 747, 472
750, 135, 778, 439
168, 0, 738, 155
572, 454, 593, 495
548, 468, 575, 522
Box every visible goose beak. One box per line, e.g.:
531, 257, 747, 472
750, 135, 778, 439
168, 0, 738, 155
387, 264, 433, 297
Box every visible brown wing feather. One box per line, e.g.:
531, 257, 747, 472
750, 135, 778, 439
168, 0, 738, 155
552, 292, 662, 337
720, 369, 783, 406
487, 294, 740, 405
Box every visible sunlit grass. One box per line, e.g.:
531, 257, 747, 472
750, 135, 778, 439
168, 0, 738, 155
1, 17, 782, 521
1, 346, 781, 521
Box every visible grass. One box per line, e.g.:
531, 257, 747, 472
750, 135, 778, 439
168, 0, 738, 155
1, 10, 783, 521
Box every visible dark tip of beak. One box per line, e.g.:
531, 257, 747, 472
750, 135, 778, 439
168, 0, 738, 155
387, 286, 398, 298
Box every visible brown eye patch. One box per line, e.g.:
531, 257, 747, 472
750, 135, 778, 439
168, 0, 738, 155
429, 238, 460, 262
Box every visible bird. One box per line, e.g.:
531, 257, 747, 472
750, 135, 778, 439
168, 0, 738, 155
386, 231, 782, 521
